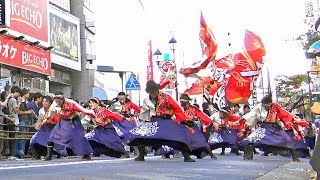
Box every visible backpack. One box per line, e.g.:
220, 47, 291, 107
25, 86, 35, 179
2, 106, 10, 115
2, 98, 12, 115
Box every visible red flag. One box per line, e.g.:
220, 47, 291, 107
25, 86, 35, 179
184, 80, 204, 95
225, 30, 266, 103
180, 12, 218, 76
147, 40, 154, 81
184, 77, 222, 96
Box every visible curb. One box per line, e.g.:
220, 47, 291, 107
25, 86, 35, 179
255, 159, 313, 180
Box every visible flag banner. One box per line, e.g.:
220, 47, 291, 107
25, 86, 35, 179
184, 79, 204, 95
212, 84, 227, 110
179, 12, 218, 77
225, 30, 266, 104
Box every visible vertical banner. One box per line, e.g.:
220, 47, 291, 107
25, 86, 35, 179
147, 40, 154, 81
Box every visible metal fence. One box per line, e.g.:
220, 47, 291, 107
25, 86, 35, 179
0, 123, 36, 140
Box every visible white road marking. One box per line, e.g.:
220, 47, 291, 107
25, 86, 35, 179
0, 156, 161, 170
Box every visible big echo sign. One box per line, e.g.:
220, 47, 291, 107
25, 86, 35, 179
0, 35, 51, 75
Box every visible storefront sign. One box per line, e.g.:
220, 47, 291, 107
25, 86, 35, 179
10, 0, 49, 42
160, 61, 175, 74
49, 5, 81, 71
0, 35, 51, 75
49, 0, 70, 12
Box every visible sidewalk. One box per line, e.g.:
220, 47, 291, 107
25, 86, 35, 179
255, 158, 315, 180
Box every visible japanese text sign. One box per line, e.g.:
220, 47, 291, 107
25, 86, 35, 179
0, 35, 51, 75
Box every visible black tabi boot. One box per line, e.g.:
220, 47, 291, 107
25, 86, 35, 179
172, 149, 182, 158
233, 148, 242, 156
162, 153, 171, 159
134, 146, 145, 161
220, 147, 225, 155
42, 146, 53, 161
243, 144, 254, 160
133, 146, 139, 156
182, 151, 196, 162
121, 151, 130, 158
289, 148, 300, 162
33, 149, 41, 160
206, 147, 217, 160
80, 154, 91, 161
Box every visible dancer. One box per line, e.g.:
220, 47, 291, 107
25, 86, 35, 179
43, 91, 95, 161
208, 108, 239, 155
110, 92, 139, 137
124, 80, 195, 162
29, 96, 66, 159
86, 97, 130, 158
240, 94, 299, 162
179, 93, 217, 160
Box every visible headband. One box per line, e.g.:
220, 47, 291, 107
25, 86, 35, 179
117, 95, 126, 99
53, 94, 64, 99
179, 99, 190, 102
90, 97, 100, 104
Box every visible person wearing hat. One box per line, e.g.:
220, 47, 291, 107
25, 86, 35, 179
208, 107, 239, 156
43, 91, 95, 161
124, 80, 195, 162
179, 93, 218, 160
86, 97, 130, 158
239, 93, 300, 162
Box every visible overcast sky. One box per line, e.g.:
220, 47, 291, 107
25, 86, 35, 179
94, 0, 311, 98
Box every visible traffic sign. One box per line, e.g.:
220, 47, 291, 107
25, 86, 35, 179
125, 73, 141, 90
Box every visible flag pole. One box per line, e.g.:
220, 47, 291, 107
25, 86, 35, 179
267, 67, 271, 94
261, 69, 265, 97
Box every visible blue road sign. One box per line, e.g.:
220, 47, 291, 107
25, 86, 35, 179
125, 73, 141, 90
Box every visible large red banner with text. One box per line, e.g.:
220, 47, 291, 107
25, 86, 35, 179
10, 0, 48, 42
0, 35, 51, 75
147, 40, 154, 81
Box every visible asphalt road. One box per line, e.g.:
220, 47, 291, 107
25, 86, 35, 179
0, 150, 298, 180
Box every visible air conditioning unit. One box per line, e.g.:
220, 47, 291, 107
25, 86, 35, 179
87, 54, 96, 61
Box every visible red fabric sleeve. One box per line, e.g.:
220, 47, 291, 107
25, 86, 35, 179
296, 120, 309, 128
103, 108, 124, 121
70, 101, 95, 117
52, 114, 60, 124
129, 101, 141, 113
194, 107, 211, 126
166, 94, 187, 123
274, 103, 293, 129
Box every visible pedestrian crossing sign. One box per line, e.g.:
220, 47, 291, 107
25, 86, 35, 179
125, 73, 141, 90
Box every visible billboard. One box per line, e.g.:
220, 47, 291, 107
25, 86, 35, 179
0, 35, 51, 75
49, 4, 81, 71
10, 0, 49, 43
49, 0, 70, 12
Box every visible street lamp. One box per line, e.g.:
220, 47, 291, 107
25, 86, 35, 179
153, 37, 179, 101
169, 37, 179, 101
153, 48, 162, 67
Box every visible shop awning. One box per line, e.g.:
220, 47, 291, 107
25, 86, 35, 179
92, 86, 108, 100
